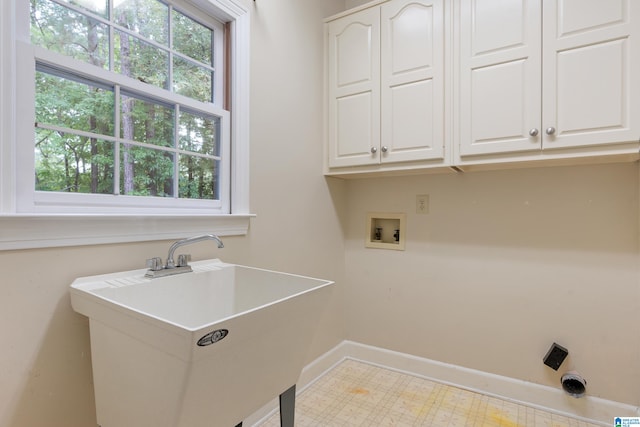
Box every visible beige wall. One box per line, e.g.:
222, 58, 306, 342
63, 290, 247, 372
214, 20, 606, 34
3, 0, 640, 425
344, 0, 370, 9
331, 0, 640, 407
0, 0, 346, 426
342, 162, 640, 406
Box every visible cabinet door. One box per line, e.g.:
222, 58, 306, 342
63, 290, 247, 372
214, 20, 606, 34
459, 0, 541, 156
327, 8, 380, 168
380, 0, 445, 163
542, 0, 639, 150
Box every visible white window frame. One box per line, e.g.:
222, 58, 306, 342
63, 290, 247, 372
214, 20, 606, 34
0, 0, 252, 250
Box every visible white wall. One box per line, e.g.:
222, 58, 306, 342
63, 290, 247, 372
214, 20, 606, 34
0, 0, 346, 426
342, 162, 640, 406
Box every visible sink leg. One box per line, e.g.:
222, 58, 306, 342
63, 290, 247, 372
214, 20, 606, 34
235, 385, 295, 427
279, 384, 296, 427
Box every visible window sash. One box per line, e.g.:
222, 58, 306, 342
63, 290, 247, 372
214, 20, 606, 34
16, 42, 231, 214
32, 0, 225, 106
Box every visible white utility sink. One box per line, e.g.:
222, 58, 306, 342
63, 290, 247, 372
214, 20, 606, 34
70, 259, 334, 427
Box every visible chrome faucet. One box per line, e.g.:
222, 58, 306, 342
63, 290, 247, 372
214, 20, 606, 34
145, 234, 224, 278
166, 234, 224, 268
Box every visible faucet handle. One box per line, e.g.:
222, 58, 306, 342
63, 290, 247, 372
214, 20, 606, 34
176, 254, 191, 267
146, 257, 163, 271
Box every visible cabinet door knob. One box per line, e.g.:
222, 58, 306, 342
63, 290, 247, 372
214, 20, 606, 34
381, 146, 388, 153
529, 128, 539, 137
545, 127, 556, 135
371, 147, 378, 154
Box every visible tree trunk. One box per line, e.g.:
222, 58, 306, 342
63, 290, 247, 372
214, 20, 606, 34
145, 104, 157, 196
118, 12, 135, 195
87, 16, 102, 193
64, 148, 71, 192
74, 149, 81, 192
89, 114, 99, 193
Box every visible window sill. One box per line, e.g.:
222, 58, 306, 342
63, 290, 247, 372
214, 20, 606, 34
0, 213, 254, 250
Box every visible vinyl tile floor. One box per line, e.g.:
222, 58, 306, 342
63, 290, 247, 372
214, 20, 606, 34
259, 359, 602, 427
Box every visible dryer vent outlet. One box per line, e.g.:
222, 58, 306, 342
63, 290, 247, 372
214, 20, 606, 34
543, 342, 568, 371
561, 371, 586, 398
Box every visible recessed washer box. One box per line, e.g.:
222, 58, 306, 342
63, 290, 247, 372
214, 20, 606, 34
366, 212, 405, 251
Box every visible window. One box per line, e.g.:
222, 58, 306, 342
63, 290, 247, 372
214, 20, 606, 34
27, 0, 229, 213
0, 0, 251, 249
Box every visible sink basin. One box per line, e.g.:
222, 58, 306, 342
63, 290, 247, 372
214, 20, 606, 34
70, 259, 334, 427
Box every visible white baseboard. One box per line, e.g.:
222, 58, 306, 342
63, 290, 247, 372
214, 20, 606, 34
245, 340, 639, 426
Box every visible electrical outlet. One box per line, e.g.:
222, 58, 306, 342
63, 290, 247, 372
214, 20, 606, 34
416, 194, 429, 214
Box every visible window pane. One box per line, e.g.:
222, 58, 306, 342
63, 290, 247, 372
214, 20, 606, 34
36, 129, 114, 194
120, 145, 174, 196
31, 0, 109, 69
179, 111, 219, 156
173, 57, 213, 102
120, 93, 173, 147
179, 156, 218, 200
172, 10, 212, 65
115, 31, 168, 89
59, 0, 108, 18
113, 0, 168, 45
36, 70, 115, 133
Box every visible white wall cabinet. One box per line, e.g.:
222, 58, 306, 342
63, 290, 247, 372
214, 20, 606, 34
458, 0, 640, 160
327, 6, 380, 168
326, 0, 448, 172
325, 0, 639, 177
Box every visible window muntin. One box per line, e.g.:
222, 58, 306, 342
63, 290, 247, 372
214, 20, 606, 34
28, 0, 227, 212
